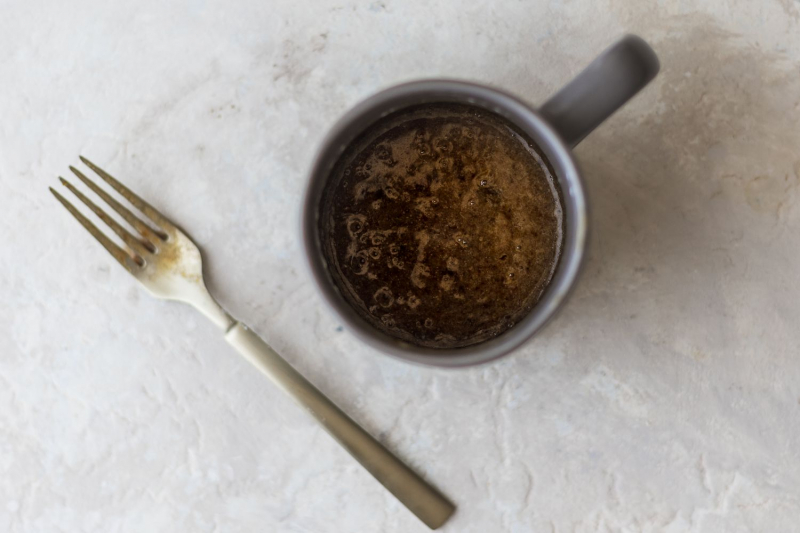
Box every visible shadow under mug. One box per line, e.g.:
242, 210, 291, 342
303, 35, 660, 367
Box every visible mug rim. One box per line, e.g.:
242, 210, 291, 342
301, 79, 587, 367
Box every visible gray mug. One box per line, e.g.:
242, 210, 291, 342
302, 35, 659, 367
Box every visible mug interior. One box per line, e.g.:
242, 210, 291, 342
302, 80, 587, 367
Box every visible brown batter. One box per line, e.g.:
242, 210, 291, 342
320, 103, 564, 349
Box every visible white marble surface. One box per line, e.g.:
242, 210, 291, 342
3, 0, 800, 531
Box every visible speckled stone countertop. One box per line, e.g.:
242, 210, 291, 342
2, 1, 800, 531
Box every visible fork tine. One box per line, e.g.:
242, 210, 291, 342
79, 156, 175, 236
49, 187, 142, 272
59, 177, 154, 257
69, 166, 166, 244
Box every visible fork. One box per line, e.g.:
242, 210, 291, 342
50, 157, 455, 530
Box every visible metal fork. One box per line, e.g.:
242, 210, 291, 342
50, 157, 455, 530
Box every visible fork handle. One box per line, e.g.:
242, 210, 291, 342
224, 322, 455, 530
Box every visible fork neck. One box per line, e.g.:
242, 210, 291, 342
200, 301, 235, 331
182, 283, 235, 331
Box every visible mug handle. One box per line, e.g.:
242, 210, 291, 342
539, 34, 660, 147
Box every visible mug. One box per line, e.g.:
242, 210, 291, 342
302, 35, 660, 367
